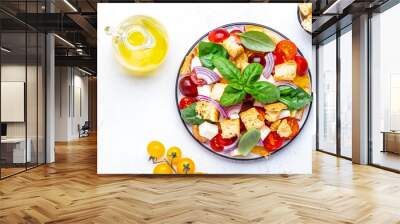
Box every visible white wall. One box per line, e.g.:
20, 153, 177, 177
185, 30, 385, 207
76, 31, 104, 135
55, 67, 89, 141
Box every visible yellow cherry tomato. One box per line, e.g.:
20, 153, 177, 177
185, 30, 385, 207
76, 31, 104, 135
153, 163, 174, 174
147, 141, 165, 160
166, 146, 182, 165
176, 158, 195, 174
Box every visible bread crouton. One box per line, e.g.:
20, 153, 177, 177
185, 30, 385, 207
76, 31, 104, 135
299, 3, 312, 17
274, 61, 297, 81
192, 125, 208, 143
195, 101, 219, 122
222, 36, 244, 59
270, 120, 281, 131
233, 53, 249, 71
277, 119, 292, 138
264, 102, 288, 122
240, 108, 265, 130
180, 52, 194, 75
220, 119, 240, 139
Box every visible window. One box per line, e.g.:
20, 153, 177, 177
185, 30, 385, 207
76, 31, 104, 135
370, 3, 400, 171
339, 28, 352, 158
317, 36, 337, 154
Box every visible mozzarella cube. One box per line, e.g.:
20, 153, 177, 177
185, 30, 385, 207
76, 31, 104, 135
197, 85, 211, 97
260, 126, 271, 140
274, 61, 297, 81
210, 83, 227, 101
279, 110, 291, 119
190, 56, 202, 70
198, 122, 219, 140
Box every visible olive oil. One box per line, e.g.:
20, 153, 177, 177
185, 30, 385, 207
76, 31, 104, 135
106, 15, 168, 76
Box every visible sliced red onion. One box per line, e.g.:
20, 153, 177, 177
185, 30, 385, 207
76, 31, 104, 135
223, 137, 239, 153
262, 52, 274, 79
257, 139, 264, 146
224, 103, 242, 119
193, 66, 220, 84
275, 81, 298, 89
228, 25, 244, 33
196, 95, 228, 118
189, 71, 207, 86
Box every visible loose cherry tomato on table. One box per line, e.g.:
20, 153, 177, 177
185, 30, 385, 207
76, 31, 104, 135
179, 97, 197, 109
285, 118, 300, 139
208, 28, 230, 43
248, 53, 266, 68
179, 76, 198, 97
176, 158, 195, 174
263, 131, 284, 152
275, 40, 297, 60
294, 55, 308, 76
210, 135, 224, 152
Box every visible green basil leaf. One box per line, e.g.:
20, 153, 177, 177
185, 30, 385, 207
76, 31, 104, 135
212, 55, 241, 83
239, 31, 276, 52
241, 63, 263, 85
199, 54, 215, 69
238, 128, 261, 156
244, 81, 280, 104
198, 41, 228, 69
278, 85, 294, 96
180, 103, 204, 125
220, 85, 246, 107
279, 88, 312, 110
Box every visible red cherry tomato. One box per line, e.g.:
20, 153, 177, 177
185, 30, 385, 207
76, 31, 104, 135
275, 40, 297, 60
210, 136, 224, 152
208, 28, 230, 43
240, 120, 246, 132
179, 76, 198, 97
216, 133, 237, 146
179, 97, 197, 109
263, 131, 284, 152
273, 51, 285, 65
248, 53, 266, 68
190, 72, 207, 86
286, 118, 300, 139
294, 55, 308, 76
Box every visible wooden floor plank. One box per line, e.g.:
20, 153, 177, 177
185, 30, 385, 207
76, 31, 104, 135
0, 135, 400, 223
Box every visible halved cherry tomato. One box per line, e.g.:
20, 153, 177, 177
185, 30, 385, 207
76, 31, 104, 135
208, 28, 230, 43
179, 76, 198, 97
216, 133, 237, 146
263, 131, 284, 152
240, 119, 246, 132
210, 136, 224, 152
294, 55, 308, 76
179, 97, 197, 109
275, 40, 297, 60
273, 51, 285, 65
286, 118, 299, 139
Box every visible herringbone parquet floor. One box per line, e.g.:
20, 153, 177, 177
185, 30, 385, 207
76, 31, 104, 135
1, 135, 400, 224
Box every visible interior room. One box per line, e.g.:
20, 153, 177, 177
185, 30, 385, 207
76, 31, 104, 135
0, 0, 400, 223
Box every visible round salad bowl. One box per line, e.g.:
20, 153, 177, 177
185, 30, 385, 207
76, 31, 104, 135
176, 22, 313, 161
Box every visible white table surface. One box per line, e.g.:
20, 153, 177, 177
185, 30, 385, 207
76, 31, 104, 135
97, 3, 314, 174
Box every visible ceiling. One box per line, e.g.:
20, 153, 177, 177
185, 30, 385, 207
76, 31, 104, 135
0, 0, 395, 73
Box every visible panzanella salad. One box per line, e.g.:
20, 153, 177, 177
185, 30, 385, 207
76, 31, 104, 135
177, 23, 312, 160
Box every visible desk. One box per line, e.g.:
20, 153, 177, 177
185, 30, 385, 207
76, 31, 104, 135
1, 138, 31, 163
382, 131, 400, 155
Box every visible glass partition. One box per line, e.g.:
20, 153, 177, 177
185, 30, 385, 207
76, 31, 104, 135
370, 3, 400, 171
317, 36, 337, 155
339, 28, 352, 158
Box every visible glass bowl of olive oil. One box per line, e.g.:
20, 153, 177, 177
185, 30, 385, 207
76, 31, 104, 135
105, 15, 169, 76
